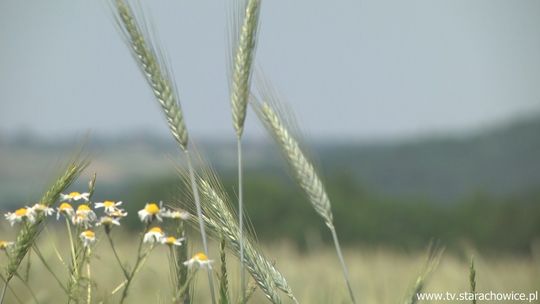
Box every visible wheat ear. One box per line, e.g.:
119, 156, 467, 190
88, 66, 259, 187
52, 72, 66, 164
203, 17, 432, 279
112, 1, 215, 303
252, 83, 356, 303
228, 0, 261, 298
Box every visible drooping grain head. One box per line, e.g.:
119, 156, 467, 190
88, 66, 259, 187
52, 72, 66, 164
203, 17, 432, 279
113, 0, 189, 151
176, 162, 297, 303
253, 98, 334, 229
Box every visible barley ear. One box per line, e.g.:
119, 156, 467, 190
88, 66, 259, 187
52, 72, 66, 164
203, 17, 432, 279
113, 0, 189, 151
229, 0, 261, 137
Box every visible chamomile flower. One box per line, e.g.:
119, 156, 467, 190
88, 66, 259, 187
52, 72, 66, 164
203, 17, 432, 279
30, 203, 54, 216
57, 202, 75, 220
138, 202, 163, 223
60, 192, 90, 202
94, 200, 122, 214
71, 214, 94, 228
80, 230, 96, 247
71, 205, 96, 227
76, 204, 96, 218
0, 241, 14, 250
96, 216, 121, 228
161, 236, 184, 247
143, 226, 165, 244
108, 209, 128, 218
162, 208, 190, 220
183, 252, 213, 269
5, 207, 36, 226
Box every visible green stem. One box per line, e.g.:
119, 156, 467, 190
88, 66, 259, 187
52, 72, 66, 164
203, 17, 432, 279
65, 218, 78, 277
185, 151, 216, 304
106, 232, 129, 279
14, 273, 39, 304
237, 137, 245, 302
0, 280, 8, 304
119, 225, 153, 304
330, 226, 356, 304
176, 221, 189, 304
0, 276, 25, 304
86, 251, 92, 304
32, 245, 68, 293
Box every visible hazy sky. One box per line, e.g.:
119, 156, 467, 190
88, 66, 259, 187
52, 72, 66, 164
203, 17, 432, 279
1, 0, 539, 141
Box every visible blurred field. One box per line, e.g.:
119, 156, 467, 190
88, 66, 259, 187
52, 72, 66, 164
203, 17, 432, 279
0, 226, 538, 304
2, 116, 540, 303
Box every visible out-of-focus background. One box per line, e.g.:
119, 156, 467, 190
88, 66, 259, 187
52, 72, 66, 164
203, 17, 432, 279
2, 0, 540, 253
2, 1, 540, 302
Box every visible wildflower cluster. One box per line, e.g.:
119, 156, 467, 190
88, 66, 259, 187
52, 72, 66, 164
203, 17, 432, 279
137, 202, 194, 252
1, 182, 214, 304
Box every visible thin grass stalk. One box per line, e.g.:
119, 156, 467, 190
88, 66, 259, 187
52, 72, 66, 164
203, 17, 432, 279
330, 227, 355, 303
0, 275, 22, 304
186, 153, 217, 304
236, 138, 246, 301
119, 224, 156, 304
253, 98, 356, 303
106, 232, 129, 279
14, 273, 38, 304
32, 245, 68, 293
0, 283, 7, 304
86, 251, 92, 304
175, 221, 190, 304
112, 2, 216, 302
228, 0, 261, 298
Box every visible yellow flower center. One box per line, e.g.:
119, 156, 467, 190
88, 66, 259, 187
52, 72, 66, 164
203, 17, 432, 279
69, 192, 81, 198
145, 203, 160, 215
59, 202, 73, 211
77, 205, 91, 212
194, 252, 208, 261
164, 237, 176, 245
103, 201, 115, 207
0, 241, 9, 249
15, 208, 27, 217
148, 227, 163, 234
82, 230, 95, 238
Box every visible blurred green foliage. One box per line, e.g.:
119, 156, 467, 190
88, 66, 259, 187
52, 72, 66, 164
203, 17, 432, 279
111, 171, 540, 254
